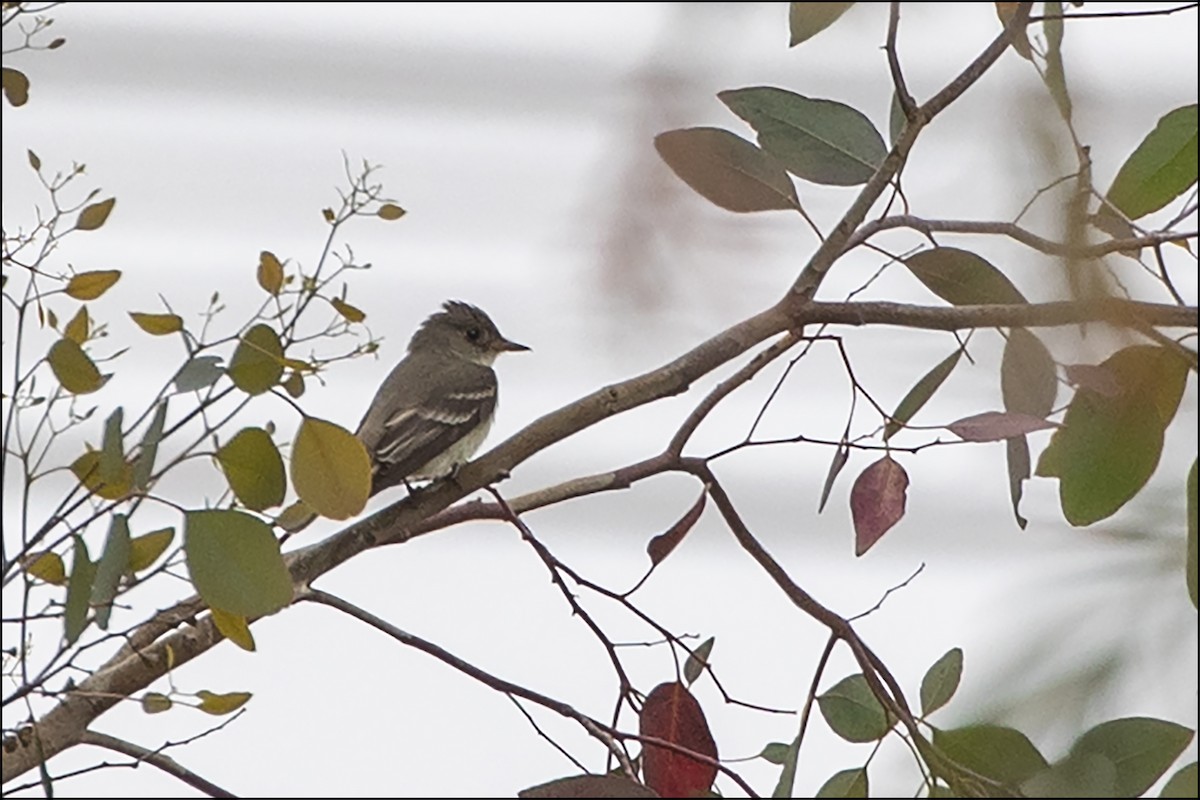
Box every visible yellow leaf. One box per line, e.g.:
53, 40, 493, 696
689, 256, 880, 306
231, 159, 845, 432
24, 551, 67, 585
141, 692, 173, 714
64, 305, 90, 344
377, 203, 406, 221
196, 690, 252, 715
75, 197, 116, 231
65, 270, 121, 300
129, 311, 183, 336
291, 417, 371, 520
71, 450, 134, 500
48, 338, 104, 394
331, 297, 365, 323
210, 606, 256, 652
129, 527, 174, 572
257, 251, 284, 295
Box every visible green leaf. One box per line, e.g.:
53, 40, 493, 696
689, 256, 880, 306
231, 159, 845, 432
788, 3, 854, 46
1007, 434, 1031, 530
817, 674, 892, 742
71, 449, 134, 500
1042, 1, 1071, 120
64, 536, 96, 645
290, 417, 371, 520
1002, 329, 1056, 418
1107, 104, 1198, 220
91, 514, 131, 629
48, 338, 104, 394
65, 269, 122, 300
227, 324, 284, 396
75, 198, 117, 231
141, 692, 173, 714
933, 725, 1048, 786
919, 647, 963, 716
184, 509, 292, 618
1161, 762, 1198, 798
719, 87, 886, 186
904, 248, 1026, 306
97, 408, 126, 488
216, 427, 287, 511
129, 527, 174, 572
770, 735, 801, 798
129, 312, 183, 335
684, 636, 715, 686
1022, 753, 1117, 798
1188, 459, 1197, 609
1070, 717, 1195, 797
759, 742, 791, 765
174, 355, 224, 392
884, 348, 962, 440
654, 127, 800, 212
888, 90, 905, 147
1037, 346, 1188, 526
816, 768, 868, 798
132, 400, 168, 490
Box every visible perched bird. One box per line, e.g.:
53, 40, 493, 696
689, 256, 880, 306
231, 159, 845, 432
355, 301, 529, 495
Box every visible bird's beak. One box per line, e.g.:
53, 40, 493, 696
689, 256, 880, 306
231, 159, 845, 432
495, 337, 531, 353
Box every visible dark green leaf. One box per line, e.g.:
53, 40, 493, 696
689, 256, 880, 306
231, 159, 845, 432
919, 647, 963, 716
818, 441, 850, 513
216, 427, 287, 511
933, 725, 1048, 785
174, 355, 224, 392
759, 742, 791, 765
184, 509, 292, 618
64, 536, 95, 645
91, 514, 131, 629
885, 348, 962, 440
99, 407, 125, 486
1161, 762, 1198, 798
904, 248, 1026, 306
770, 736, 801, 798
1107, 104, 1198, 220
719, 87, 886, 186
684, 636, 715, 686
227, 324, 283, 396
1007, 435, 1031, 530
888, 90, 905, 147
1070, 716, 1194, 797
817, 674, 892, 742
1022, 753, 1117, 798
133, 400, 168, 490
816, 768, 868, 798
654, 127, 800, 212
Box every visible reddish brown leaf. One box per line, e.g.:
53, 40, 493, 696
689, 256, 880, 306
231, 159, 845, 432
640, 682, 718, 798
947, 411, 1058, 442
850, 457, 909, 556
647, 492, 706, 566
1063, 363, 1122, 398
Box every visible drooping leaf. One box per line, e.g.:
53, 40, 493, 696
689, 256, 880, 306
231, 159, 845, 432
640, 682, 718, 798
64, 536, 96, 645
90, 514, 131, 629
684, 636, 715, 687
518, 775, 657, 799
128, 527, 174, 572
24, 551, 67, 585
1070, 717, 1194, 797
227, 324, 284, 396
654, 127, 800, 212
788, 3, 854, 46
648, 491, 707, 566
210, 606, 256, 652
75, 198, 117, 231
129, 312, 183, 336
1107, 104, 1198, 220
817, 673, 892, 743
132, 400, 168, 490
174, 355, 224, 392
719, 87, 887, 186
99, 407, 125, 485
1007, 435, 1031, 530
290, 417, 371, 520
850, 456, 909, 555
1002, 328, 1057, 418
257, 251, 284, 295
1037, 346, 1188, 526
771, 736, 801, 798
1042, 1, 1071, 119
947, 411, 1057, 442
904, 248, 1026, 306
196, 690, 252, 715
933, 725, 1048, 786
184, 509, 293, 617
759, 742, 791, 765
885, 348, 962, 440
995, 2, 1033, 59
920, 647, 963, 716
816, 768, 868, 798
48, 338, 104, 394
216, 427, 287, 511
818, 441, 850, 512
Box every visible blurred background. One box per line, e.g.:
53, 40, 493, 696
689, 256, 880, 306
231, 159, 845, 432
3, 3, 1196, 796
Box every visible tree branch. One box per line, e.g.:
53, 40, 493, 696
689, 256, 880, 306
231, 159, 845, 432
79, 730, 236, 798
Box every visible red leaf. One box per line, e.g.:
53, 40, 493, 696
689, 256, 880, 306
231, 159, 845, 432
850, 457, 909, 556
647, 492, 706, 566
640, 682, 718, 798
1063, 363, 1122, 397
947, 411, 1058, 442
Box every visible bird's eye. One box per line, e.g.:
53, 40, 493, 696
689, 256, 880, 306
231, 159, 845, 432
465, 327, 481, 342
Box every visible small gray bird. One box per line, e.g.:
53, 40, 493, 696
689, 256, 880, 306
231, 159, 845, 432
355, 301, 529, 496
